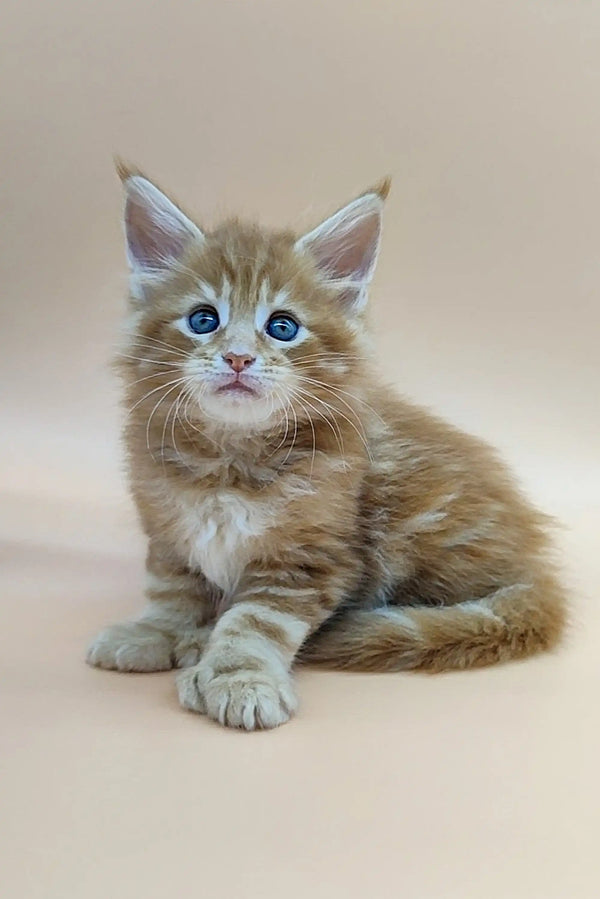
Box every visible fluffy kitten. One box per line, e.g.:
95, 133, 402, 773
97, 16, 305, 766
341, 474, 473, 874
86, 166, 566, 730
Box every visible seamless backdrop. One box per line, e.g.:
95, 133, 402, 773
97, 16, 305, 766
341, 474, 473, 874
1, 3, 599, 898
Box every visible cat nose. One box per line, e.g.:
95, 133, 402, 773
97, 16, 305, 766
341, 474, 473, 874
223, 352, 256, 373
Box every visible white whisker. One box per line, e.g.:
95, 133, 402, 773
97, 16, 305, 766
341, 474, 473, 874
131, 334, 188, 353
291, 393, 317, 477
295, 375, 386, 426
126, 376, 190, 416
294, 385, 373, 462
127, 368, 181, 387
280, 396, 299, 469
143, 379, 191, 459
289, 387, 345, 462
118, 353, 185, 368
268, 391, 291, 456
290, 351, 363, 362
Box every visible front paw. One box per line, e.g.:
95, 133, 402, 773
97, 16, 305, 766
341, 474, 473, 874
86, 622, 174, 672
176, 663, 298, 730
172, 627, 212, 668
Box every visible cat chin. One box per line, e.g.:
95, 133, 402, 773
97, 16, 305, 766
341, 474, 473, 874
197, 393, 283, 430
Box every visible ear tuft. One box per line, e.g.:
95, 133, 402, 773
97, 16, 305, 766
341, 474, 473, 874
120, 171, 204, 285
295, 184, 387, 312
371, 176, 392, 200
115, 156, 143, 183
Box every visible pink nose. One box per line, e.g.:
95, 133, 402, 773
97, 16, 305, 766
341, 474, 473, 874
223, 353, 256, 374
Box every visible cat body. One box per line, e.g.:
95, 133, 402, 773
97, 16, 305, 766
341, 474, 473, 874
87, 169, 566, 729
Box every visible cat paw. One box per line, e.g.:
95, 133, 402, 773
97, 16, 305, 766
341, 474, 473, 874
176, 663, 297, 730
172, 627, 212, 668
86, 622, 174, 672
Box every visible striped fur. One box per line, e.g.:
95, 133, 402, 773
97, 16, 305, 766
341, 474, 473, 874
86, 169, 567, 729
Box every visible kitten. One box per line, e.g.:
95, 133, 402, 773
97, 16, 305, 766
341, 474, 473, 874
86, 166, 566, 730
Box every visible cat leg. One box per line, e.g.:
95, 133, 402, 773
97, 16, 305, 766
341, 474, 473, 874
86, 551, 213, 673
177, 551, 353, 729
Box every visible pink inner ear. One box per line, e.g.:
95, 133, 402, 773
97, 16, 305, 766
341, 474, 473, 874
312, 210, 381, 283
125, 200, 185, 270
123, 177, 203, 273
297, 193, 383, 309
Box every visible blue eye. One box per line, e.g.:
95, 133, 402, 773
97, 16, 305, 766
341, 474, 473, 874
188, 307, 220, 334
266, 314, 300, 342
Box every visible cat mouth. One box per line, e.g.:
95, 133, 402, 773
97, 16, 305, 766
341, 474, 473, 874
216, 379, 259, 397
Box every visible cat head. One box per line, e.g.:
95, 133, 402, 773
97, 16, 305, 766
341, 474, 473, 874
119, 165, 389, 431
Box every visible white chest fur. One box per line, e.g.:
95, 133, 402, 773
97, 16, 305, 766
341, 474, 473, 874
172, 489, 274, 595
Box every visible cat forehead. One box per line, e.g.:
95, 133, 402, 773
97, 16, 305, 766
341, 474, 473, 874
189, 222, 301, 297
196, 276, 290, 310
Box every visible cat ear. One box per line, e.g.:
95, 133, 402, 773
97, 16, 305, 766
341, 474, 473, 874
295, 179, 389, 312
119, 168, 204, 289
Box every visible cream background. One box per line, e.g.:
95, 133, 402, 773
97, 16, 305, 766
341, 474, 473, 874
1, 2, 598, 897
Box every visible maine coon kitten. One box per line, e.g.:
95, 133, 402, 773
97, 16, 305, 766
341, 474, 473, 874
86, 166, 566, 730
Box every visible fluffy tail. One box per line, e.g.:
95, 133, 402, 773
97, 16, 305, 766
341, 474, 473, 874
300, 579, 566, 672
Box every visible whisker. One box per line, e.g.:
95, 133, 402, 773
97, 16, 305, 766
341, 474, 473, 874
291, 352, 363, 364
143, 379, 190, 457
290, 392, 317, 477
268, 390, 291, 456
280, 396, 299, 469
305, 399, 317, 478
124, 342, 188, 359
295, 375, 386, 425
294, 385, 373, 463
292, 352, 361, 358
126, 375, 190, 420
118, 353, 186, 368
124, 350, 186, 367
166, 389, 194, 473
159, 392, 181, 469
182, 389, 204, 437
128, 341, 189, 359
181, 384, 227, 455
172, 388, 195, 443
127, 368, 182, 387
131, 334, 189, 353
289, 387, 345, 462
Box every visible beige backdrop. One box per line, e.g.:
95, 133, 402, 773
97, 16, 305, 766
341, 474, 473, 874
1, 2, 599, 897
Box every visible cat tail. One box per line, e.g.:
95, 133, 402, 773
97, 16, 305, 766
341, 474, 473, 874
300, 578, 567, 672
